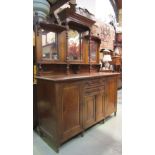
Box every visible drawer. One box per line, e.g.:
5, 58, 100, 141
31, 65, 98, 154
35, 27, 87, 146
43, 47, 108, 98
84, 85, 105, 95
84, 79, 105, 88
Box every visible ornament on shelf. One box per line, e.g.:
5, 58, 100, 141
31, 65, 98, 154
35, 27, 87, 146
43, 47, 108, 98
33, 0, 50, 22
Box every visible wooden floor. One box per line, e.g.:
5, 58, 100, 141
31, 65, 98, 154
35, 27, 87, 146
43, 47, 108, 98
33, 90, 122, 155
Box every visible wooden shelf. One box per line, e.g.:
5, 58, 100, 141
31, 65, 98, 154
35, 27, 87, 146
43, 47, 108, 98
38, 61, 67, 65
100, 70, 112, 73
58, 8, 96, 31
37, 61, 100, 66
40, 22, 66, 32
69, 63, 100, 65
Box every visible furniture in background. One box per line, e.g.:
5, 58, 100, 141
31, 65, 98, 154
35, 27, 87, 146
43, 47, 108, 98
112, 32, 122, 89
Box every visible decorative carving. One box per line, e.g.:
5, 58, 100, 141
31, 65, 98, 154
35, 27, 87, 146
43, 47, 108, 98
76, 7, 95, 20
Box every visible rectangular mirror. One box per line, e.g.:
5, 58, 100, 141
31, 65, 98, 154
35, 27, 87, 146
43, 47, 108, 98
41, 30, 59, 60
90, 40, 97, 62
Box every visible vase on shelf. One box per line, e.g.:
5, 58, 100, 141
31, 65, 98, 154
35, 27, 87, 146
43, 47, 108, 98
48, 0, 58, 4
33, 0, 50, 22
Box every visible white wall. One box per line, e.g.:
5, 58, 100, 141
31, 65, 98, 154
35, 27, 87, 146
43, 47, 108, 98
76, 0, 96, 15
76, 0, 116, 23
95, 0, 116, 23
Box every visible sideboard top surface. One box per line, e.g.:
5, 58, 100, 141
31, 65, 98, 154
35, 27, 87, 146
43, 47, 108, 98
36, 72, 120, 82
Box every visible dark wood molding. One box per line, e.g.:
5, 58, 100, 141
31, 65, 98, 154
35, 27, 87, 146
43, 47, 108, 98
58, 8, 96, 30
84, 35, 101, 43
40, 22, 66, 32
116, 0, 122, 9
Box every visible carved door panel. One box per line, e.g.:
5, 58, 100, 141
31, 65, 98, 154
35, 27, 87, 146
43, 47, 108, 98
105, 78, 117, 117
83, 95, 96, 129
61, 82, 83, 142
96, 91, 105, 122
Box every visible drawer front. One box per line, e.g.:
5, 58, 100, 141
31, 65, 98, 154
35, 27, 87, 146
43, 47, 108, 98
84, 79, 105, 88
84, 86, 104, 95
84, 78, 105, 95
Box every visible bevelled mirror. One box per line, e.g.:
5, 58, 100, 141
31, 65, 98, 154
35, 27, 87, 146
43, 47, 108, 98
90, 40, 97, 62
41, 30, 59, 60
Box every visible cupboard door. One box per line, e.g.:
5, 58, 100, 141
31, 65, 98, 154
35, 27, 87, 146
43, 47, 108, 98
83, 95, 96, 129
61, 83, 82, 142
96, 92, 105, 122
105, 78, 117, 117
